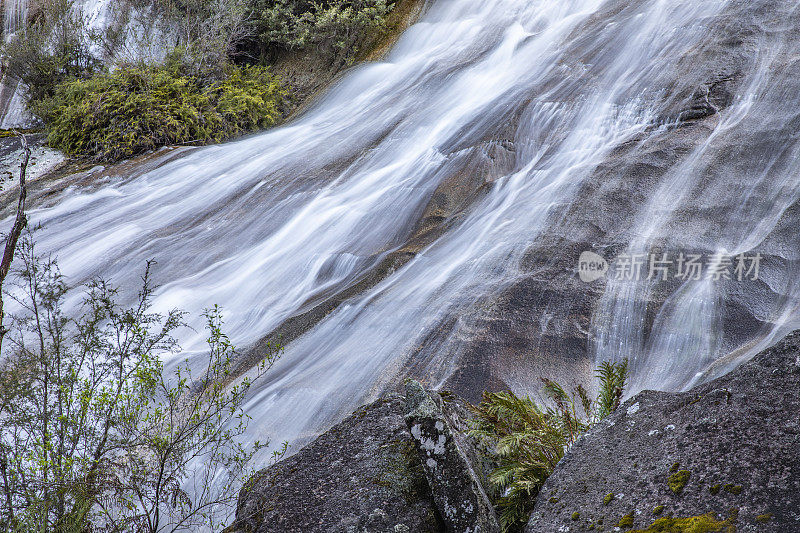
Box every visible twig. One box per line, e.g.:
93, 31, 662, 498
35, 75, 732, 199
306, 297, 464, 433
0, 133, 30, 353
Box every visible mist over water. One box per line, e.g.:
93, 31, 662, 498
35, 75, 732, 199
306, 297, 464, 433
4, 0, 800, 474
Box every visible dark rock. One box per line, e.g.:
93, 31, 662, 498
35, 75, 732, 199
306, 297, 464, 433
404, 381, 501, 533
228, 384, 504, 533
525, 330, 800, 532
228, 394, 443, 533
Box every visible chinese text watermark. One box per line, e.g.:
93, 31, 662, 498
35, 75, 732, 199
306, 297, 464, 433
578, 251, 762, 283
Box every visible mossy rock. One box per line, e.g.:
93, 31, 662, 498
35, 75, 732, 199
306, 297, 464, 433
722, 484, 742, 495
618, 513, 635, 529
628, 511, 736, 532
668, 470, 691, 495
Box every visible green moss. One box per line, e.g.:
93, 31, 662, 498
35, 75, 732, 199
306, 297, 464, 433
549, 497, 560, 504
723, 484, 742, 495
37, 65, 286, 162
572, 512, 580, 521
604, 492, 615, 505
618, 513, 635, 528
628, 511, 736, 532
755, 513, 773, 523
670, 462, 681, 473
709, 484, 721, 495
653, 506, 666, 516
668, 470, 691, 495
372, 439, 429, 503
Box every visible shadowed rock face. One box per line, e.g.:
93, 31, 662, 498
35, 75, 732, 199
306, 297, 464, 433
404, 380, 500, 533
525, 330, 800, 533
229, 383, 504, 533
228, 394, 443, 533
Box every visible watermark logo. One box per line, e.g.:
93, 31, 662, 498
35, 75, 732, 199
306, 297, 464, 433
578, 251, 609, 283
577, 251, 762, 283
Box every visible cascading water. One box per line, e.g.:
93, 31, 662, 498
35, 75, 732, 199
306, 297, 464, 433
4, 0, 800, 484
3, 0, 28, 37
0, 0, 29, 127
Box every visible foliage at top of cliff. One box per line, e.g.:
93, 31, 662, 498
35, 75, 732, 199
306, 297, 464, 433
36, 64, 285, 162
1, 0, 401, 161
251, 0, 396, 66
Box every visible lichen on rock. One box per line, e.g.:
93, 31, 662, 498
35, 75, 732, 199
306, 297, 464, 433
404, 380, 501, 533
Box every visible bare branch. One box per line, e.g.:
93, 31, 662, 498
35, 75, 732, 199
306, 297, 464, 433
0, 133, 30, 354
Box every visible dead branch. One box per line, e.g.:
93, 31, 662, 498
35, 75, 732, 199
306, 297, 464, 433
0, 133, 30, 352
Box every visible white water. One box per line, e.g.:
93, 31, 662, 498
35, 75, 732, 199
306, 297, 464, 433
2, 0, 27, 37
4, 0, 800, 483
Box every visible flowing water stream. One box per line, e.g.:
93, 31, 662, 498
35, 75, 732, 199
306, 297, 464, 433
4, 0, 800, 478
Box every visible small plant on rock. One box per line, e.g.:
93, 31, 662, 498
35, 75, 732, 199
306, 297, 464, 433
470, 360, 629, 532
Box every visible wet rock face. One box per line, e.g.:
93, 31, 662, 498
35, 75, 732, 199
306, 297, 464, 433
525, 330, 800, 533
229, 394, 442, 533
404, 381, 501, 533
404, 0, 800, 402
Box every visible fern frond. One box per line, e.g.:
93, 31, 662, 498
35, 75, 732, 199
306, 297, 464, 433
469, 359, 629, 532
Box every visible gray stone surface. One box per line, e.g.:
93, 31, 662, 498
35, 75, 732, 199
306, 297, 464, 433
228, 394, 442, 533
228, 384, 505, 533
525, 331, 800, 532
404, 381, 501, 533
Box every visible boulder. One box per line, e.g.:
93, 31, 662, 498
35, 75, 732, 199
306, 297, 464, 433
228, 394, 442, 533
404, 381, 501, 533
229, 385, 501, 533
525, 331, 800, 532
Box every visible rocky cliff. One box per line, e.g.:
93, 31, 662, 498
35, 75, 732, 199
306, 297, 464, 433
525, 331, 800, 532
229, 332, 800, 532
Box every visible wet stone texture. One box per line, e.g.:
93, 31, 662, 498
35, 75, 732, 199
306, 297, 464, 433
525, 331, 800, 533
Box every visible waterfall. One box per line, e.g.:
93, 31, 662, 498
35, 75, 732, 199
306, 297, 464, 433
3, 0, 28, 38
5, 0, 800, 470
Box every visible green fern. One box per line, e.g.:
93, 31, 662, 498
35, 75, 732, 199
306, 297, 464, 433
595, 359, 629, 420
470, 360, 629, 532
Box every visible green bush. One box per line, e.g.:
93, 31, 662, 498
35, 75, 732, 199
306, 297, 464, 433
0, 238, 283, 531
253, 0, 395, 65
470, 361, 629, 532
36, 64, 286, 162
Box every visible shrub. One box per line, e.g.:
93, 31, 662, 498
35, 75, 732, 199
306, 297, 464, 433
470, 361, 629, 532
112, 0, 255, 78
252, 0, 395, 65
36, 64, 286, 161
0, 237, 283, 531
